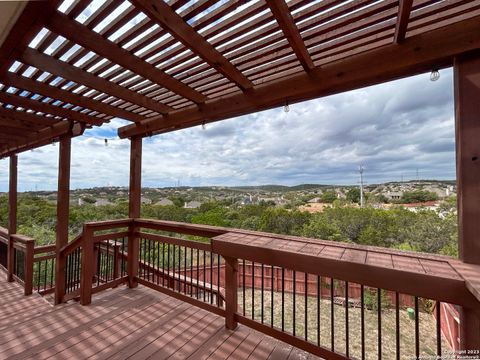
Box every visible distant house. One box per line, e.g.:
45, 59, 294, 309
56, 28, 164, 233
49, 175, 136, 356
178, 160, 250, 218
184, 201, 201, 209
141, 197, 152, 205
95, 199, 113, 207
400, 201, 440, 212
386, 191, 403, 201
155, 198, 174, 206
308, 197, 321, 203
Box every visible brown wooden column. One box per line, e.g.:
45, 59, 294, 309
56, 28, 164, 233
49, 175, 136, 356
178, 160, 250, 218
7, 155, 17, 282
54, 135, 71, 304
454, 54, 480, 349
127, 136, 142, 288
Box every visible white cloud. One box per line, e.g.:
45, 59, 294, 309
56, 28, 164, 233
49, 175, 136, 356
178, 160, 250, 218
0, 69, 455, 191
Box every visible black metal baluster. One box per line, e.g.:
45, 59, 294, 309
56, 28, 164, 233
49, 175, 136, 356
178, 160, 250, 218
378, 289, 382, 360
243, 259, 246, 316
282, 267, 285, 332
415, 296, 419, 359
293, 270, 296, 336
305, 272, 308, 341
396, 292, 400, 360
252, 261, 255, 320
156, 241, 160, 285
203, 250, 206, 302
217, 254, 221, 307
37, 260, 42, 292
331, 278, 334, 351
317, 275, 320, 346
178, 245, 182, 292
43, 259, 48, 292
184, 246, 187, 294
172, 244, 176, 290
361, 285, 365, 360
271, 265, 274, 328
345, 281, 349, 357
121, 237, 125, 276
167, 243, 171, 288
210, 251, 213, 304
190, 247, 194, 296
261, 263, 264, 324
436, 301, 442, 357
162, 242, 166, 287
196, 249, 200, 299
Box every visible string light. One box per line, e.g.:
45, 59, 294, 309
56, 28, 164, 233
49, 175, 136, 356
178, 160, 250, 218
430, 69, 440, 82
104, 138, 108, 146
284, 99, 290, 113
202, 121, 206, 130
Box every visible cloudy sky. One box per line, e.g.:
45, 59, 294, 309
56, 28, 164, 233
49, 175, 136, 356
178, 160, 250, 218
0, 68, 455, 192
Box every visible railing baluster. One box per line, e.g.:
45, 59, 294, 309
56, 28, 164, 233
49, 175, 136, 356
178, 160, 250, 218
282, 267, 285, 332
217, 254, 221, 307
252, 261, 255, 320
156, 241, 160, 285
378, 288, 382, 360
415, 296, 419, 359
271, 265, 274, 328
331, 278, 334, 351
43, 259, 48, 292
317, 275, 320, 346
345, 280, 349, 357
190, 247, 194, 297
172, 244, 176, 290
37, 260, 42, 292
185, 246, 188, 295
210, 251, 213, 304
361, 284, 365, 360
305, 272, 308, 341
203, 250, 206, 302
436, 301, 441, 357
196, 249, 199, 299
396, 292, 400, 360
293, 270, 296, 336
261, 263, 264, 324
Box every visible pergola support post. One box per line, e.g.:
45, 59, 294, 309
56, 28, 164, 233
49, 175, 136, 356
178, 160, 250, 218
454, 54, 480, 349
127, 136, 142, 288
54, 136, 71, 305
7, 155, 17, 282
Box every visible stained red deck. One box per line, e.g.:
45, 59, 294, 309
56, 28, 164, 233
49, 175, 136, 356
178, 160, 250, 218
0, 277, 321, 360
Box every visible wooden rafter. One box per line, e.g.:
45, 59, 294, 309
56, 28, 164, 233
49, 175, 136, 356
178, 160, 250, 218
265, 0, 315, 72
130, 0, 254, 92
0, 106, 59, 128
45, 8, 207, 105
0, 91, 103, 126
20, 48, 171, 115
0, 73, 144, 123
119, 16, 480, 138
394, 0, 414, 43
0, 122, 84, 158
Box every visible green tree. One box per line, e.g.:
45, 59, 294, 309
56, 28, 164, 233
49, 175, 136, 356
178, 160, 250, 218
320, 190, 337, 203
346, 188, 361, 203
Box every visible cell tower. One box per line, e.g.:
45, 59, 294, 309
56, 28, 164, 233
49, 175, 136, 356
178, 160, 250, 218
359, 165, 365, 208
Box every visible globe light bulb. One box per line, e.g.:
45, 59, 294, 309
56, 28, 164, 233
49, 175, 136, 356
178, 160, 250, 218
104, 138, 108, 146
430, 69, 440, 82
202, 122, 206, 130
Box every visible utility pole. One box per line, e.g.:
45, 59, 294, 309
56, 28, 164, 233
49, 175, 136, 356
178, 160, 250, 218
359, 165, 365, 208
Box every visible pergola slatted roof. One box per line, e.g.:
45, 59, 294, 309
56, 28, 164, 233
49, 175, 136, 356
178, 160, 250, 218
0, 0, 480, 157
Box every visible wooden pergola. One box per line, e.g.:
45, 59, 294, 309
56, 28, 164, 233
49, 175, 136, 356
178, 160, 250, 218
1, 0, 480, 353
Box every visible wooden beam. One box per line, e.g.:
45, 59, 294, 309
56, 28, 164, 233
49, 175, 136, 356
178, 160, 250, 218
0, 121, 83, 158
0, 117, 43, 131
130, 0, 253, 91
119, 15, 480, 138
45, 9, 206, 105
265, 0, 314, 71
7, 155, 17, 282
20, 48, 172, 115
0, 107, 58, 128
0, 72, 145, 123
0, 91, 104, 126
394, 0, 413, 44
54, 135, 71, 305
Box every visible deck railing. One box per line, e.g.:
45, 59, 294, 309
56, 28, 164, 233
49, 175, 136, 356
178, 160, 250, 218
50, 218, 480, 359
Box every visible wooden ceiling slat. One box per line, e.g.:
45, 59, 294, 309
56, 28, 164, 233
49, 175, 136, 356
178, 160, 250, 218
20, 48, 170, 115
118, 15, 480, 138
131, 0, 253, 92
394, 0, 414, 43
0, 72, 144, 123
0, 90, 103, 126
45, 10, 206, 105
0, 107, 59, 128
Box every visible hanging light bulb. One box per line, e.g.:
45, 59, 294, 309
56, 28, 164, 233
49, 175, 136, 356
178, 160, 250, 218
202, 121, 206, 130
104, 138, 108, 146
430, 69, 440, 82
52, 140, 56, 146
284, 100, 290, 113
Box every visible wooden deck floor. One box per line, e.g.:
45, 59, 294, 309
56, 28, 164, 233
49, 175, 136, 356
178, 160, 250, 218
0, 279, 321, 360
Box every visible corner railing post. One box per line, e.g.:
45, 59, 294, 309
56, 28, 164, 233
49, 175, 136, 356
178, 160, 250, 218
127, 221, 139, 288
80, 226, 94, 305
225, 256, 238, 330
460, 307, 480, 351
23, 239, 35, 296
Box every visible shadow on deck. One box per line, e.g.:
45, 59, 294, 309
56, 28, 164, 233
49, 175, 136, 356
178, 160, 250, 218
0, 276, 321, 360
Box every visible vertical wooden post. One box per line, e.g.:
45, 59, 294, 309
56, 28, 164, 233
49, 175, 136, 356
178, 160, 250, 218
54, 136, 71, 305
7, 155, 17, 282
80, 226, 93, 305
454, 55, 480, 349
127, 136, 142, 288
225, 256, 238, 330
23, 239, 34, 296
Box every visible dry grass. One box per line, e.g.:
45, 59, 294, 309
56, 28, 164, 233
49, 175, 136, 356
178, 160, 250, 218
238, 289, 450, 360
